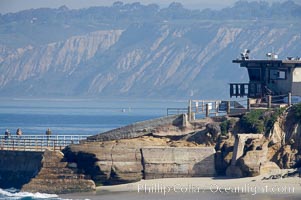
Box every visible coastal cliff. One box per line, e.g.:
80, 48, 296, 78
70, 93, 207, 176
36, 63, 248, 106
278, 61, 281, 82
1, 1, 301, 98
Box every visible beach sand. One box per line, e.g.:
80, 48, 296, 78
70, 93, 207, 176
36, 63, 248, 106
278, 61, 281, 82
60, 176, 301, 200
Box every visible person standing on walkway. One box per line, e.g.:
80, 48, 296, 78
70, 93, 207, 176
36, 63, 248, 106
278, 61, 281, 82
16, 128, 22, 137
46, 128, 52, 146
4, 129, 10, 139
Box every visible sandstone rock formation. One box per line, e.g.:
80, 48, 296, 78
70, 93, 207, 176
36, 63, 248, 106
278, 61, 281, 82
225, 106, 301, 178
64, 136, 215, 185
260, 162, 281, 175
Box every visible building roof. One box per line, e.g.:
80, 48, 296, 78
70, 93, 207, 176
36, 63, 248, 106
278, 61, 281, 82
233, 59, 301, 67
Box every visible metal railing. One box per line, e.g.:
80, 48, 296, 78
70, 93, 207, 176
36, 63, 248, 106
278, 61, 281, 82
0, 135, 89, 151
167, 99, 250, 120
167, 108, 188, 116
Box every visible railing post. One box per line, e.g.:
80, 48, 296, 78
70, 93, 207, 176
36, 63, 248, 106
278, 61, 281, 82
188, 100, 192, 121
227, 101, 231, 114
267, 95, 272, 108
215, 101, 218, 116
206, 103, 209, 117
247, 98, 251, 111
288, 92, 292, 106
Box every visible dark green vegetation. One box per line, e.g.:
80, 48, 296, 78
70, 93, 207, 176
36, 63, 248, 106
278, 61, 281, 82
220, 118, 236, 135
292, 103, 301, 121
239, 108, 285, 134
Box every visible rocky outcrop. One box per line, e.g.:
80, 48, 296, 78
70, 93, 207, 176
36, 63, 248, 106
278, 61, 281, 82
184, 121, 223, 146
225, 105, 301, 178
21, 150, 95, 194
260, 162, 281, 175
64, 136, 215, 185
237, 150, 267, 177
215, 137, 235, 175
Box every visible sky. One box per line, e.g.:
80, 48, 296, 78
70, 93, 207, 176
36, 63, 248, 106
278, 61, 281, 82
0, 0, 297, 14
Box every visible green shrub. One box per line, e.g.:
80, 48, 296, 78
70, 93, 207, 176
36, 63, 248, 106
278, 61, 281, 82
220, 120, 229, 135
239, 108, 284, 134
264, 107, 285, 133
292, 103, 301, 121
240, 110, 265, 133
220, 119, 237, 135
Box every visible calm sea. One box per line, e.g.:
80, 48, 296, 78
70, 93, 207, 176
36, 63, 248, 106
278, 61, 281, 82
0, 98, 186, 136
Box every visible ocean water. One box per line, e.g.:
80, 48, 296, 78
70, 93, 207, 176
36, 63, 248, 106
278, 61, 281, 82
0, 98, 186, 136
0, 188, 61, 200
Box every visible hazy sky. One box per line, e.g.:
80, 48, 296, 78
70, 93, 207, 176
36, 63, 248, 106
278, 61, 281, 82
0, 0, 297, 14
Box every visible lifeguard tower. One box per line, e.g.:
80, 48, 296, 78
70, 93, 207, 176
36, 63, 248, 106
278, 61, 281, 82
230, 49, 301, 104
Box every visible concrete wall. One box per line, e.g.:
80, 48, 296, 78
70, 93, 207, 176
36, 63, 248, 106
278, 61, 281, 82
141, 147, 216, 179
0, 150, 43, 189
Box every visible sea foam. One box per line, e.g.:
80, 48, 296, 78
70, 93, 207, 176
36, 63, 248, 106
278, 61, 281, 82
0, 188, 59, 199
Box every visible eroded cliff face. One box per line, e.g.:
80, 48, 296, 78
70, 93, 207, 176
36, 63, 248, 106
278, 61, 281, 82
0, 30, 123, 95
1, 22, 300, 98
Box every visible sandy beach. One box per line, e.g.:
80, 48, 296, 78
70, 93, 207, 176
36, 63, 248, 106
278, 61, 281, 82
98, 176, 301, 194
60, 176, 301, 200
